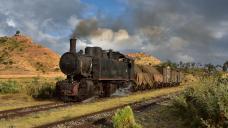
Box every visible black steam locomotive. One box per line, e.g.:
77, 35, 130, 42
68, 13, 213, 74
56, 38, 183, 101
56, 38, 134, 101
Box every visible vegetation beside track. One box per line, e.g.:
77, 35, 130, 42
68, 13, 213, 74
0, 94, 57, 111
135, 102, 186, 128
0, 77, 64, 98
170, 77, 228, 128
113, 106, 141, 128
0, 84, 189, 128
0, 77, 64, 111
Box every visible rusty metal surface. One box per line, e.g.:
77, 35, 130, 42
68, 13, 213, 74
85, 47, 102, 57
77, 55, 92, 77
56, 80, 79, 96
70, 38, 77, 53
59, 52, 77, 75
57, 38, 183, 101
163, 66, 171, 83
92, 57, 133, 80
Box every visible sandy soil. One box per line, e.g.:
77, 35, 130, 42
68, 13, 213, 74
0, 73, 64, 79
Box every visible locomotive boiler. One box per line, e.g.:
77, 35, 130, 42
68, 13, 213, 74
56, 38, 183, 101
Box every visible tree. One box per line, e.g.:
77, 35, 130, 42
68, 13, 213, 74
223, 61, 228, 72
191, 62, 196, 68
205, 63, 216, 74
16, 30, 20, 35
179, 61, 183, 68
160, 60, 177, 69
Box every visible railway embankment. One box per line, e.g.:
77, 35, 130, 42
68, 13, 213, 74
0, 84, 190, 128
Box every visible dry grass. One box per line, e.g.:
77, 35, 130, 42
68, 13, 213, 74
134, 65, 163, 89
127, 53, 161, 66
0, 94, 56, 111
0, 85, 190, 128
0, 35, 60, 75
135, 103, 186, 128
0, 77, 64, 110
0, 73, 64, 79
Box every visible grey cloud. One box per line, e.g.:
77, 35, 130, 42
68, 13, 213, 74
0, 0, 227, 64
58, 0, 228, 64
117, 0, 228, 64
0, 0, 87, 53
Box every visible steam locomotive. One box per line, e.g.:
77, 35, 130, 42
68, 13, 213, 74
56, 38, 182, 101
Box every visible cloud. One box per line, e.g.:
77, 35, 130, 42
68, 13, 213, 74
81, 0, 228, 64
6, 18, 16, 27
0, 0, 87, 53
0, 0, 227, 64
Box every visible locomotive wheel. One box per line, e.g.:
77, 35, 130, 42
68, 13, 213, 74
77, 79, 94, 101
129, 81, 137, 92
102, 82, 117, 97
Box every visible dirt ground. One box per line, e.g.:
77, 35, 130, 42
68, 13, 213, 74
0, 93, 57, 111
134, 102, 187, 128
0, 73, 64, 79
85, 101, 187, 128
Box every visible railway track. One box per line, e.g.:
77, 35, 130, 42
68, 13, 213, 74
0, 102, 75, 120
36, 93, 177, 128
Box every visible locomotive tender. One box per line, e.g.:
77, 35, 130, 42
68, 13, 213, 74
56, 38, 182, 101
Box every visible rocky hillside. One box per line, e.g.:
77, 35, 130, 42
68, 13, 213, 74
0, 34, 60, 75
127, 53, 161, 66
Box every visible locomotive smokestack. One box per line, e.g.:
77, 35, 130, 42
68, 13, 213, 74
70, 38, 77, 53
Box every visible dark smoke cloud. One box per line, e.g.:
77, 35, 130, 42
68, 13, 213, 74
71, 19, 99, 38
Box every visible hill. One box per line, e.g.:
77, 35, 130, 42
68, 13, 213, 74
0, 34, 61, 76
127, 53, 161, 66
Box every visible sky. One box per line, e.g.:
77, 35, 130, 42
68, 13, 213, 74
0, 0, 227, 64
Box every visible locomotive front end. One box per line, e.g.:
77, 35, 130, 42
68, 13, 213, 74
56, 38, 93, 101
59, 38, 79, 76
56, 38, 80, 100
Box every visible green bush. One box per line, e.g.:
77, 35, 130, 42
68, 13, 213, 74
171, 79, 228, 128
26, 78, 56, 99
0, 80, 20, 94
112, 106, 142, 128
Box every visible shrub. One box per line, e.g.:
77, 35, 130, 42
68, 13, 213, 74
112, 106, 142, 128
54, 67, 60, 72
0, 80, 20, 94
55, 76, 64, 81
170, 78, 228, 128
26, 78, 56, 99
32, 82, 55, 99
